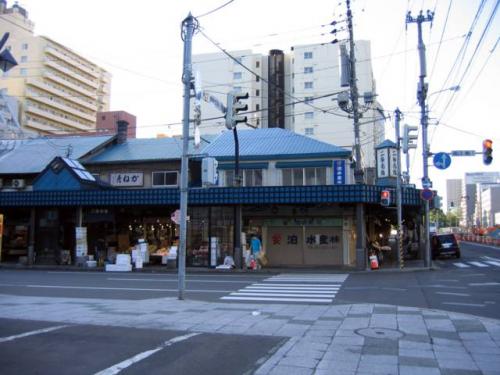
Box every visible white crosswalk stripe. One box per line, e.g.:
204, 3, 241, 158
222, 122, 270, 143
220, 273, 348, 304
450, 260, 500, 268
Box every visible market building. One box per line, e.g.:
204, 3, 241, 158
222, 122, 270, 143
0, 124, 424, 268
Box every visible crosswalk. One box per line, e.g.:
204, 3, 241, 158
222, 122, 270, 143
220, 273, 348, 304
438, 258, 500, 269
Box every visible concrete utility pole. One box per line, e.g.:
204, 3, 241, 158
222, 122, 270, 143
406, 10, 434, 269
178, 13, 197, 300
346, 0, 366, 270
395, 108, 404, 269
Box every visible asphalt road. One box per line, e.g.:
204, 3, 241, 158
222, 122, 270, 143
0, 318, 284, 375
0, 241, 498, 319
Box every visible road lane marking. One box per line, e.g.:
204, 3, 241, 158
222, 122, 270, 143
0, 325, 68, 343
246, 285, 340, 290
442, 302, 485, 307
106, 278, 251, 284
221, 296, 332, 303
468, 262, 489, 267
435, 292, 470, 297
483, 260, 500, 267
468, 282, 500, 286
453, 263, 470, 268
23, 285, 233, 293
94, 333, 200, 375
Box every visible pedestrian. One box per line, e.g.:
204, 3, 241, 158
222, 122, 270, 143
250, 234, 262, 270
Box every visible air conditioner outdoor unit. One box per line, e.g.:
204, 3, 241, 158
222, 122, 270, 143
12, 179, 26, 189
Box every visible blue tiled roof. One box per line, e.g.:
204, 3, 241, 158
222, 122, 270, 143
0, 136, 114, 174
376, 140, 396, 149
203, 128, 351, 161
84, 137, 210, 164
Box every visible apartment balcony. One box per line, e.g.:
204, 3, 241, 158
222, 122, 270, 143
25, 118, 62, 134
44, 71, 97, 100
26, 78, 97, 112
27, 91, 96, 122
44, 60, 99, 90
45, 46, 100, 79
25, 104, 93, 132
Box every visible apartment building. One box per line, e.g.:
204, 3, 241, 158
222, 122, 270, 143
446, 178, 462, 213
461, 172, 500, 228
191, 41, 383, 169
0, 1, 111, 135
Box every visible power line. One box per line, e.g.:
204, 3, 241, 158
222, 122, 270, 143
195, 0, 236, 19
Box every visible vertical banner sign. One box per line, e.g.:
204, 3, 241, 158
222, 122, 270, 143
0, 214, 3, 262
376, 148, 389, 178
389, 148, 398, 177
333, 160, 346, 185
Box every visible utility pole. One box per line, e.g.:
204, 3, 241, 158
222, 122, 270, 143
346, 0, 366, 269
395, 108, 404, 269
406, 10, 434, 269
178, 13, 197, 300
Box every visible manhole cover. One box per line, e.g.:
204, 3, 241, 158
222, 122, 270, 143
355, 327, 405, 340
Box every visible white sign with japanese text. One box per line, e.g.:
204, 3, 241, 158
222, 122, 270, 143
376, 148, 389, 178
389, 148, 398, 177
110, 172, 143, 187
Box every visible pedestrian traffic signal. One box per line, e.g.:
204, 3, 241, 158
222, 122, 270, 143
380, 189, 391, 206
482, 139, 493, 165
225, 91, 249, 129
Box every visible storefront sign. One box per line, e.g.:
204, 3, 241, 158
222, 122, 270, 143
333, 160, 346, 185
110, 172, 143, 187
376, 148, 389, 178
75, 226, 88, 257
389, 148, 398, 177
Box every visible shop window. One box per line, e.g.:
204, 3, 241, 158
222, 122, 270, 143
152, 171, 178, 187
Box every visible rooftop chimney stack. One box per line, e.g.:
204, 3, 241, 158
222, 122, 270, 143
116, 120, 129, 144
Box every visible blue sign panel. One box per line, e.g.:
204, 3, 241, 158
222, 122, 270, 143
333, 160, 346, 185
433, 152, 451, 170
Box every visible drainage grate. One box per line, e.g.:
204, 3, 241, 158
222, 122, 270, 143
355, 327, 405, 340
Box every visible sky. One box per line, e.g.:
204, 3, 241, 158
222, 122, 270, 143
12, 0, 500, 207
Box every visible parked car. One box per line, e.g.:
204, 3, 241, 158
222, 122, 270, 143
431, 233, 461, 259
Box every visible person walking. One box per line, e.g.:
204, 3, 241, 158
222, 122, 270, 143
250, 235, 262, 270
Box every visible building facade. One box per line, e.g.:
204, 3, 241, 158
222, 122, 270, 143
191, 42, 384, 170
0, 1, 111, 135
446, 178, 462, 213
461, 172, 500, 228
0, 126, 423, 268
96, 111, 136, 138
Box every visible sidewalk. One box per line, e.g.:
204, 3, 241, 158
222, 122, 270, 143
0, 293, 498, 374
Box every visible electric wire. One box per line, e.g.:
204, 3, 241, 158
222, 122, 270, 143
195, 0, 236, 19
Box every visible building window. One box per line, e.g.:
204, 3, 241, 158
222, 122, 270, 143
225, 169, 262, 187
256, 89, 260, 97
282, 167, 326, 186
233, 86, 242, 92
256, 61, 260, 68
233, 72, 242, 80
21, 43, 28, 50
304, 96, 314, 104
305, 128, 314, 135
256, 76, 260, 82
304, 81, 313, 89
304, 66, 313, 74
256, 104, 260, 111
304, 112, 314, 119
304, 51, 313, 59
152, 171, 178, 187
20, 68, 27, 76
20, 56, 28, 63
234, 57, 242, 64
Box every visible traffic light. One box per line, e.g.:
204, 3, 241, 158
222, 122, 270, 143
0, 32, 18, 73
482, 139, 493, 165
402, 124, 418, 154
225, 91, 249, 129
380, 189, 391, 206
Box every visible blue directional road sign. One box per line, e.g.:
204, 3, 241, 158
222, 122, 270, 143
433, 152, 451, 170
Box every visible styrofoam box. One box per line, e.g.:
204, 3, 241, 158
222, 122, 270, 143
116, 254, 131, 265
86, 260, 97, 268
105, 264, 132, 272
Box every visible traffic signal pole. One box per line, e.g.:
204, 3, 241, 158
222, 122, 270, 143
407, 10, 434, 269
178, 13, 197, 300
395, 108, 404, 269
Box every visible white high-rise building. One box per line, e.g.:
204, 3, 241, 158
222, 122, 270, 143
191, 41, 383, 169
461, 172, 500, 228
